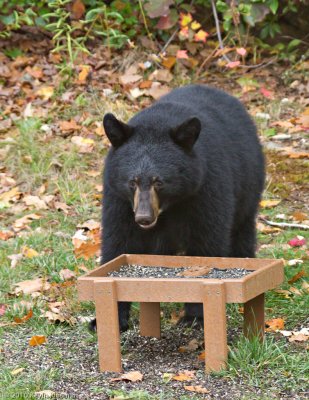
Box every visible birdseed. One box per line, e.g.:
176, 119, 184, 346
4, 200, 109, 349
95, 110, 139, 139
108, 265, 253, 279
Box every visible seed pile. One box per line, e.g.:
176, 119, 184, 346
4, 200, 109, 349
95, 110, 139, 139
108, 265, 253, 279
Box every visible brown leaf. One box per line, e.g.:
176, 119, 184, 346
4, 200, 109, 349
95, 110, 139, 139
265, 318, 285, 332
172, 370, 195, 381
8, 253, 23, 269
288, 270, 306, 284
111, 370, 143, 382
161, 56, 176, 69
289, 333, 308, 342
29, 335, 46, 346
77, 219, 101, 231
23, 195, 48, 210
13, 213, 41, 231
77, 65, 91, 84
71, 136, 94, 153
149, 69, 173, 83
0, 187, 21, 207
256, 222, 281, 234
119, 66, 142, 85
178, 339, 199, 353
170, 309, 184, 325
14, 309, 33, 324
72, 228, 101, 260
139, 80, 153, 89
147, 82, 171, 100
13, 278, 50, 295
71, 0, 85, 19
36, 86, 54, 100
178, 266, 212, 277
59, 268, 76, 281
0, 230, 15, 241
292, 211, 307, 222
184, 385, 209, 393
287, 152, 309, 159
198, 351, 205, 361
59, 120, 81, 132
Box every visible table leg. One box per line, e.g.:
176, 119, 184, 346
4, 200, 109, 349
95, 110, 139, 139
94, 280, 122, 372
244, 293, 265, 341
203, 282, 227, 372
140, 302, 161, 338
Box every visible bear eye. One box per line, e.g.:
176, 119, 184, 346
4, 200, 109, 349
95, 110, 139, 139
153, 179, 163, 189
129, 180, 137, 190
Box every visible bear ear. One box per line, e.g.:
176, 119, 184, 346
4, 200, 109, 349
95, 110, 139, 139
170, 117, 201, 151
103, 113, 133, 148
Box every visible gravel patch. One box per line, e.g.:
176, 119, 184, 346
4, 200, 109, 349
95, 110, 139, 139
108, 265, 253, 279
1, 323, 306, 400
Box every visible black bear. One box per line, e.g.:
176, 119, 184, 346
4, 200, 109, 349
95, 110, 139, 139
94, 84, 265, 332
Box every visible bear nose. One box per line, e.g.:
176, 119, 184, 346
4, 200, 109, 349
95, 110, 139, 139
135, 215, 155, 226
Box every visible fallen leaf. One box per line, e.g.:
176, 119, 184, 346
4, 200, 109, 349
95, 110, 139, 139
184, 385, 209, 393
292, 211, 307, 222
194, 29, 209, 43
72, 228, 101, 260
161, 56, 176, 69
260, 87, 274, 99
265, 318, 285, 332
173, 370, 195, 381
8, 253, 23, 268
13, 278, 50, 295
170, 309, 184, 324
289, 333, 308, 342
14, 309, 33, 324
59, 120, 81, 132
147, 82, 171, 100
36, 86, 54, 100
286, 151, 309, 159
178, 266, 211, 277
260, 199, 281, 208
287, 259, 303, 267
77, 65, 91, 84
0, 230, 15, 240
71, 0, 85, 19
289, 286, 302, 296
198, 351, 205, 361
111, 371, 143, 382
77, 220, 100, 231
179, 12, 193, 28
59, 268, 76, 281
226, 61, 241, 69
13, 213, 41, 231
43, 310, 66, 323
236, 47, 247, 56
11, 368, 25, 376
257, 222, 281, 234
71, 136, 94, 153
22, 246, 39, 258
178, 338, 199, 353
0, 187, 21, 208
139, 80, 153, 89
288, 236, 306, 247
176, 50, 189, 59
29, 335, 46, 346
119, 66, 142, 85
23, 195, 48, 210
288, 270, 306, 284
149, 69, 173, 82
0, 304, 6, 317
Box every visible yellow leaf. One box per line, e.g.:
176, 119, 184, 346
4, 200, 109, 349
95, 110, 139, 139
260, 199, 281, 208
179, 13, 193, 28
36, 86, 54, 100
11, 368, 25, 376
22, 246, 39, 258
194, 29, 209, 43
29, 335, 46, 346
191, 20, 201, 30
161, 56, 176, 69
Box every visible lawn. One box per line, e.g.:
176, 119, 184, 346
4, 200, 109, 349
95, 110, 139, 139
0, 48, 308, 400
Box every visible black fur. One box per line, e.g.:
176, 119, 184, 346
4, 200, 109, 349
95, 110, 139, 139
93, 85, 265, 331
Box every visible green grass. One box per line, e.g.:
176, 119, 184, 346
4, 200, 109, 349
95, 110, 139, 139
0, 85, 308, 400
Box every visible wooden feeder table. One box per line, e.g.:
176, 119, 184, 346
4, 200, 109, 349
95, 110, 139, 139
78, 254, 284, 373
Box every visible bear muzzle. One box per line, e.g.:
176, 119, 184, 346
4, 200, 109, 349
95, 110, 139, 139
134, 186, 160, 229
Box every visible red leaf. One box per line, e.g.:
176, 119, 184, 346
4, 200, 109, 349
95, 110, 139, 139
260, 87, 274, 99
177, 50, 189, 59
288, 236, 306, 247
226, 61, 241, 69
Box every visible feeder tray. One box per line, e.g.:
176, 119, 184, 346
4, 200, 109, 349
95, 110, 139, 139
77, 254, 284, 373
